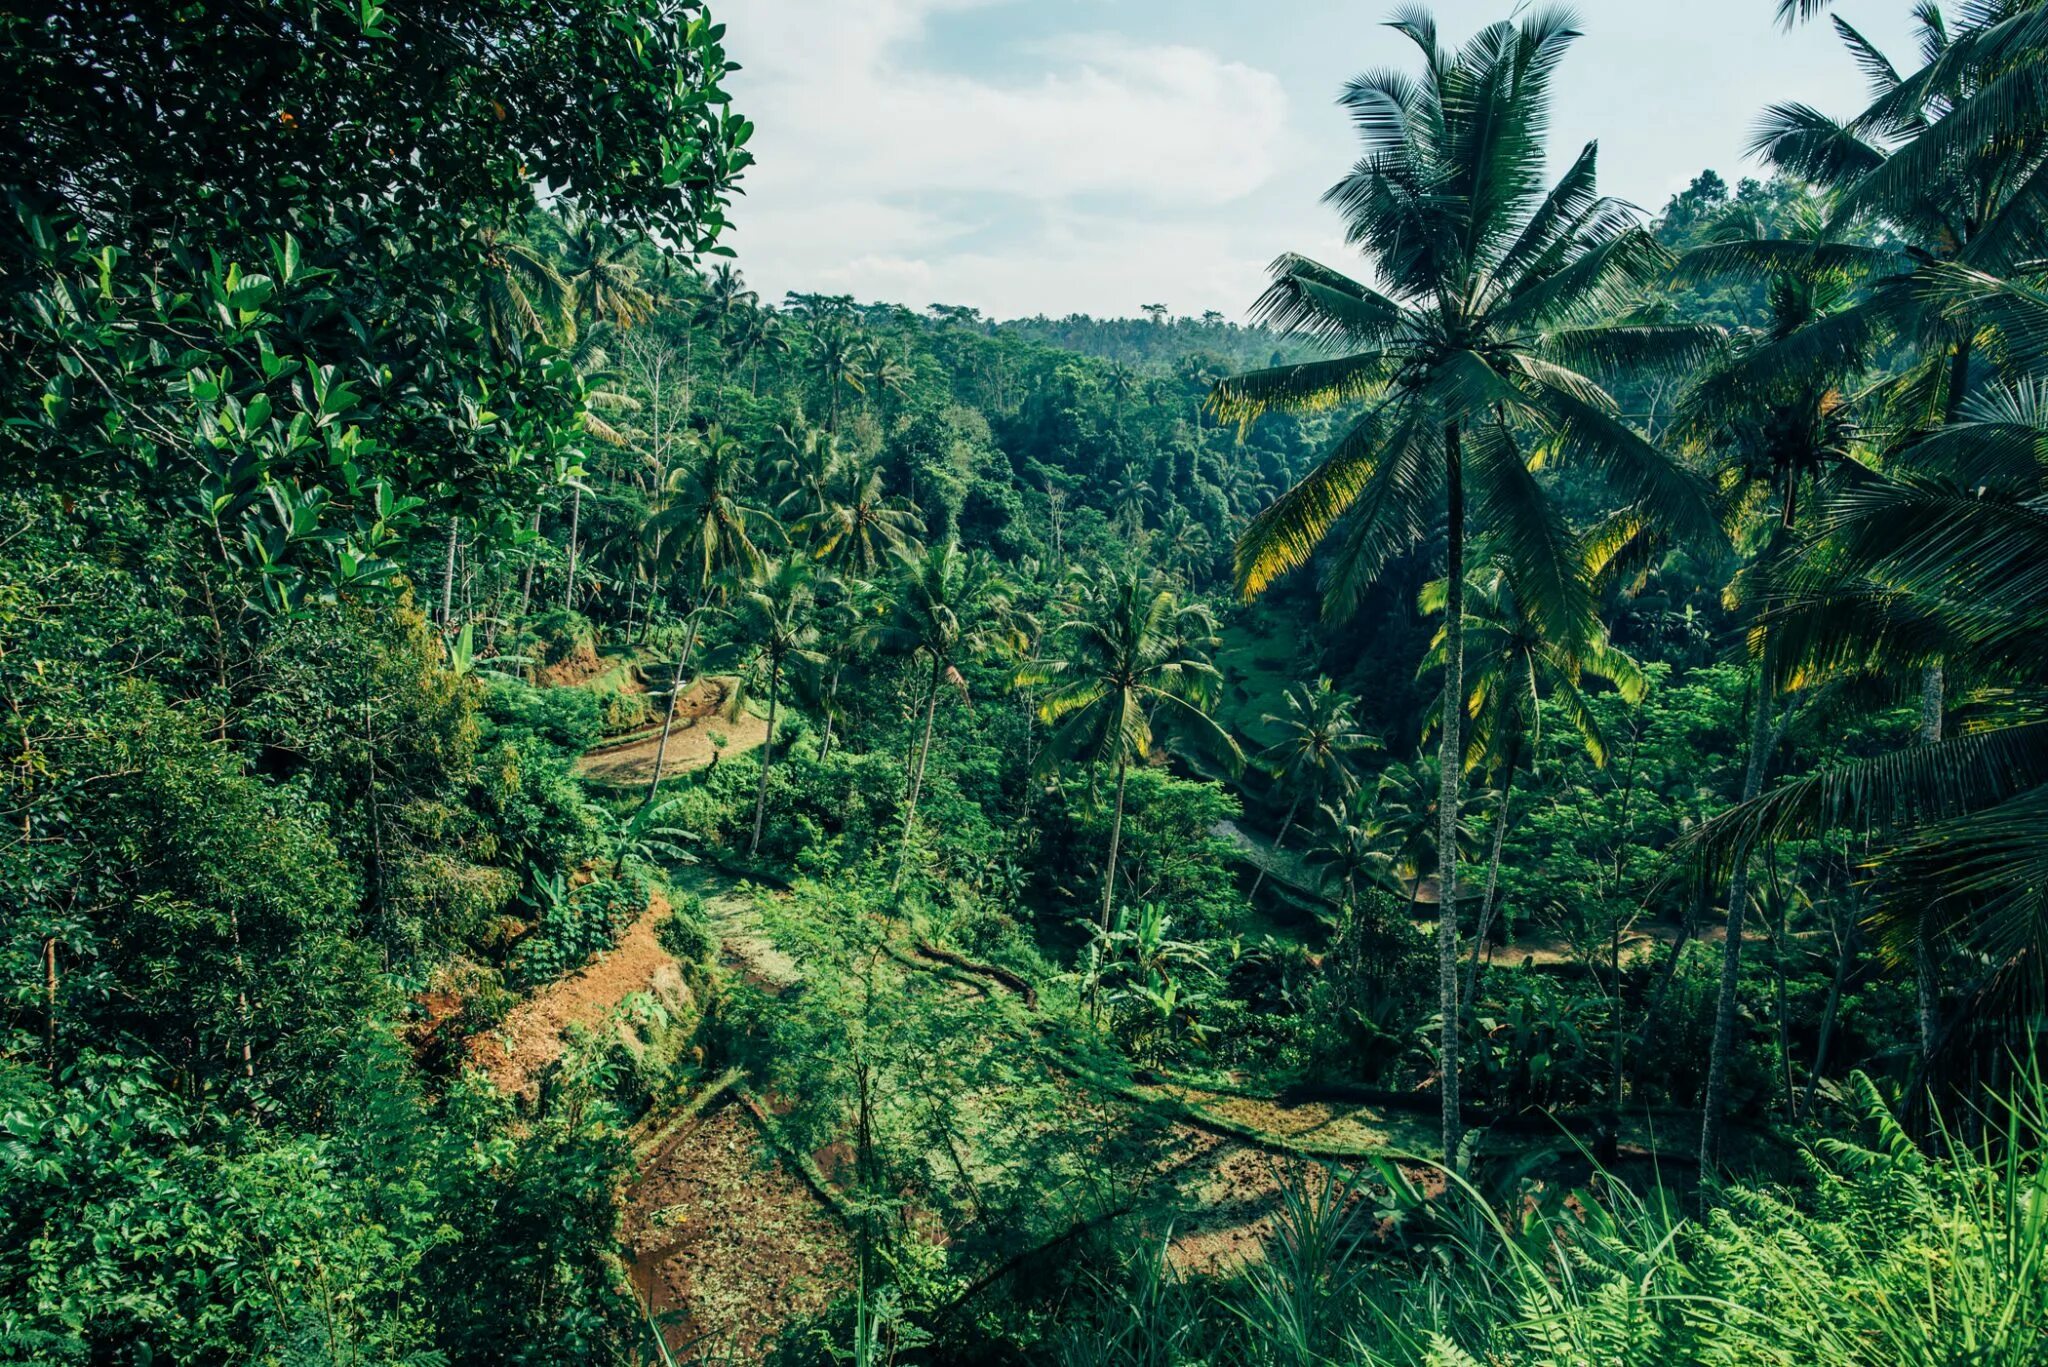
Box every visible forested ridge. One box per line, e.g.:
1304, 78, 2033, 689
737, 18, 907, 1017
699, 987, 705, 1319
4, 2, 2048, 1364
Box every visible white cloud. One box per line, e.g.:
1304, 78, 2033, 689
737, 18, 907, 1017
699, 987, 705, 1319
721, 0, 1294, 318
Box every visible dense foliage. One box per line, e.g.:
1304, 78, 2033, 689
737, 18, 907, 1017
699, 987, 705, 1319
6, 1, 2048, 1364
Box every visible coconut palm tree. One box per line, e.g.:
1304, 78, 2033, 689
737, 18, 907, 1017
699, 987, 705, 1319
1731, 0, 2048, 446
1673, 208, 1877, 1168
556, 206, 653, 331
1418, 560, 1646, 1002
732, 308, 790, 397
560, 325, 637, 614
1157, 510, 1215, 588
1019, 574, 1244, 995
638, 425, 776, 810
1368, 754, 1481, 916
770, 417, 838, 522
811, 321, 866, 432
1250, 678, 1377, 898
472, 224, 569, 358
860, 337, 914, 426
1686, 343, 2048, 1136
1306, 793, 1391, 910
871, 539, 1024, 885
696, 264, 757, 416
720, 557, 825, 857
797, 457, 926, 576
1210, 9, 1716, 1161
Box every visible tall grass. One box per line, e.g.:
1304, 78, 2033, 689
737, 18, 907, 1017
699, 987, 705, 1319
1060, 1067, 2048, 1365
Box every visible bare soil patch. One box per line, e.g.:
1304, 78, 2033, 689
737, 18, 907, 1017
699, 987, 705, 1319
470, 888, 686, 1099
576, 677, 769, 786
623, 1100, 852, 1358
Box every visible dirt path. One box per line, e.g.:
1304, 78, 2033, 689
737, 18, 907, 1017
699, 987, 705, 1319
471, 888, 686, 1100
577, 677, 769, 787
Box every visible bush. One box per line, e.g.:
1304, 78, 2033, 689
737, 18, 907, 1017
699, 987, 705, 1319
597, 686, 651, 736
527, 608, 596, 668
481, 678, 602, 757
512, 873, 646, 987
475, 736, 606, 876
655, 889, 718, 965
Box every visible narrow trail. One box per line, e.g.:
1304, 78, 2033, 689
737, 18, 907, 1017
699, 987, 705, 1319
577, 677, 769, 787
471, 887, 685, 1100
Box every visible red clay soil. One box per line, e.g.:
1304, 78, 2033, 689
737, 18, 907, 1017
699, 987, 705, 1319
470, 888, 684, 1100
623, 1100, 852, 1358
538, 642, 607, 687
576, 677, 770, 787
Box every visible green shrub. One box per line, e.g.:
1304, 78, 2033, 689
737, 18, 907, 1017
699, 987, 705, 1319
527, 608, 596, 667
597, 687, 651, 736
481, 678, 603, 756
655, 890, 718, 965
512, 873, 646, 987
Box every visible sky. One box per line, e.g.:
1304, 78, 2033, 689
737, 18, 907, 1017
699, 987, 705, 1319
717, 1, 1923, 322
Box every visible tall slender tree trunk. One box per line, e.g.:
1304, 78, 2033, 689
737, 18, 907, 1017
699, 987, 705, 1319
1100, 759, 1130, 936
439, 514, 460, 630
1435, 420, 1466, 1166
1091, 758, 1131, 1021
1249, 792, 1304, 899
517, 508, 539, 628
642, 612, 700, 810
748, 665, 780, 856
1915, 662, 1944, 1065
562, 487, 582, 613
893, 658, 945, 890
44, 935, 57, 1076
1803, 915, 1857, 1121
1700, 631, 1778, 1170
1771, 883, 1795, 1118
1464, 754, 1519, 1013
819, 666, 844, 763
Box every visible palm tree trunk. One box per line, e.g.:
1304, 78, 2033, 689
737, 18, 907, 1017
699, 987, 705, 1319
1463, 754, 1519, 1012
893, 658, 945, 890
1802, 915, 1857, 1121
1434, 420, 1466, 1167
516, 508, 539, 627
1248, 792, 1303, 898
1101, 759, 1130, 934
1772, 885, 1794, 1118
1700, 630, 1778, 1170
562, 486, 582, 613
641, 613, 700, 810
819, 665, 844, 763
1092, 758, 1131, 1021
748, 664, 780, 856
439, 513, 460, 630
1915, 662, 1943, 1064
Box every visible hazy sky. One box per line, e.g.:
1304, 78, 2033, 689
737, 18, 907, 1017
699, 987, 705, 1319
719, 1, 1921, 321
